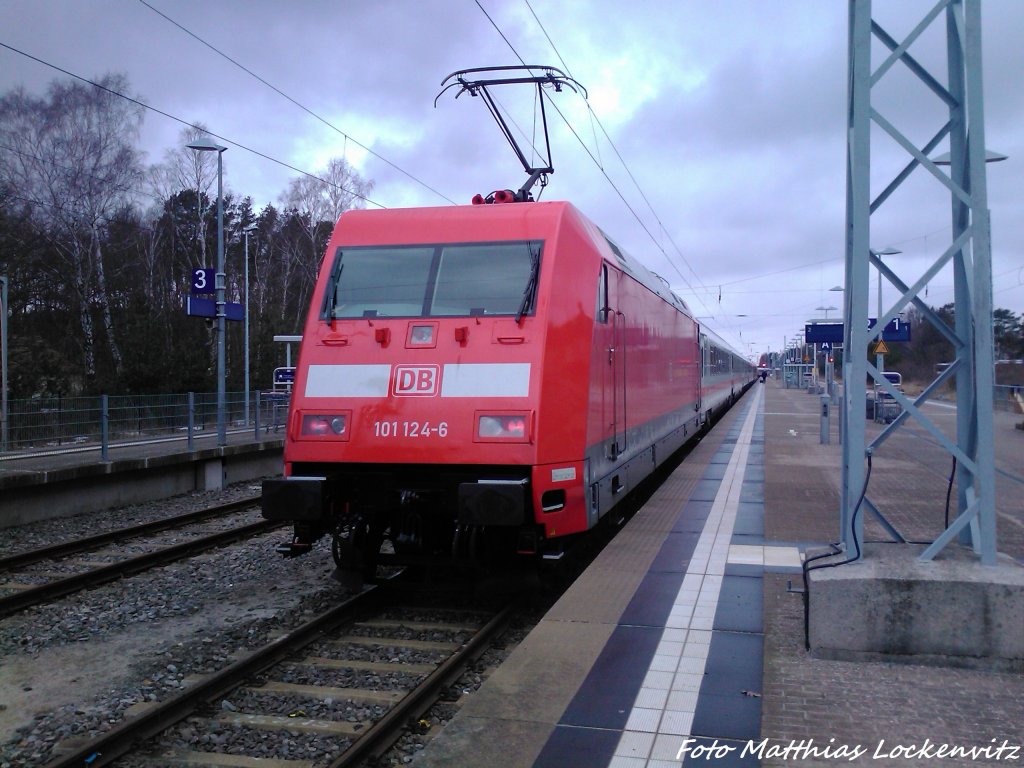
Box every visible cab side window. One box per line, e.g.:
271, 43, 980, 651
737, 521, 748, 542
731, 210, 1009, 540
596, 263, 610, 324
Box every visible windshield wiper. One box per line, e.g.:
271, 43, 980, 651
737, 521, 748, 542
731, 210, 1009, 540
319, 260, 344, 320
515, 246, 540, 325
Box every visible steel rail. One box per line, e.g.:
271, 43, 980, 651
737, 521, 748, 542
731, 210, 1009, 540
41, 582, 390, 768
38, 579, 513, 768
0, 496, 260, 572
329, 600, 516, 767
0, 518, 282, 618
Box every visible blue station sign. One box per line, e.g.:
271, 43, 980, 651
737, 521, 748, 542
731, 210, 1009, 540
186, 296, 244, 321
273, 367, 296, 385
805, 318, 911, 344
869, 317, 911, 342
804, 323, 843, 344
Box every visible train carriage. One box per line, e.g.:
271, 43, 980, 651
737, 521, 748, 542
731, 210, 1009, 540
700, 325, 753, 416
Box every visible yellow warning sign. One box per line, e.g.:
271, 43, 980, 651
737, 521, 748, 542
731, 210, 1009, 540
873, 340, 890, 355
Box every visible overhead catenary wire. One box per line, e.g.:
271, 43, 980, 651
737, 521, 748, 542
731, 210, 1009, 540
544, 17, 1020, 362
474, 2, 676, 277
0, 41, 387, 210
522, 5, 1023, 336
523, 1, 715, 298
521, 0, 603, 168
475, 0, 744, 344
135, 0, 458, 207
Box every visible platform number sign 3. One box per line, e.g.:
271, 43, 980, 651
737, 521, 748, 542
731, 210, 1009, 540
191, 268, 215, 295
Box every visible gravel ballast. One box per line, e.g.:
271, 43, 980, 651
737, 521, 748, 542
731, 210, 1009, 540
0, 481, 350, 767
0, 481, 549, 768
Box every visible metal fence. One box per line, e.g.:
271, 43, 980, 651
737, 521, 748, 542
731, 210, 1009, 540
995, 384, 1023, 413
0, 390, 290, 458
0, 384, 1019, 459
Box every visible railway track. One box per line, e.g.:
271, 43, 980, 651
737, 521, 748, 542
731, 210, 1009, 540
40, 574, 514, 768
0, 497, 277, 617
0, 497, 261, 571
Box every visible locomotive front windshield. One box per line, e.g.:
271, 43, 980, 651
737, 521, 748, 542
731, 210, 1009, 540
321, 240, 541, 319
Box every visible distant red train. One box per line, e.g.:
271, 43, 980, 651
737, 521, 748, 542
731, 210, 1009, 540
261, 199, 754, 577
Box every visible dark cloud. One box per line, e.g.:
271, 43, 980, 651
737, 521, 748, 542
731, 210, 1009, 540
2, 0, 1022, 354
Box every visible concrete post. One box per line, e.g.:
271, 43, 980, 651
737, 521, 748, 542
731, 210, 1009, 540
187, 392, 195, 452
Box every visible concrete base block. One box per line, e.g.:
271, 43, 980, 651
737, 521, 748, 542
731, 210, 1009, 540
808, 543, 1024, 671
201, 458, 225, 491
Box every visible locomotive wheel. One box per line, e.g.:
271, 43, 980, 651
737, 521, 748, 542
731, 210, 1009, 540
391, 509, 424, 555
391, 493, 453, 556
331, 515, 386, 582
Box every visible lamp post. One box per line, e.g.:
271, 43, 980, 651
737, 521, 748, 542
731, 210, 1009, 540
814, 306, 837, 391
871, 247, 901, 374
828, 285, 844, 375
243, 225, 257, 427
187, 139, 228, 446
812, 306, 833, 390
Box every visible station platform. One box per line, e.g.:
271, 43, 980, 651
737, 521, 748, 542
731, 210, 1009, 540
414, 381, 1024, 767
0, 430, 283, 527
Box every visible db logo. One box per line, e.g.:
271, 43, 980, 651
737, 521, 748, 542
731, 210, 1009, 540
393, 365, 440, 397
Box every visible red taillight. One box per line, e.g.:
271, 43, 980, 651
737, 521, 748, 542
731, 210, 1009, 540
477, 413, 530, 442
302, 416, 330, 435
300, 413, 348, 439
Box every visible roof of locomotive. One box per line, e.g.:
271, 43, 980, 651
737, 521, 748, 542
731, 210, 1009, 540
331, 201, 691, 315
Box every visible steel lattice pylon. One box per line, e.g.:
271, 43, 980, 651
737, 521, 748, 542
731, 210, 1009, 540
841, 0, 998, 564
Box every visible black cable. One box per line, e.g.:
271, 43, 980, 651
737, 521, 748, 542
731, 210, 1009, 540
135, 0, 457, 206
801, 454, 872, 649
0, 41, 386, 209
944, 457, 957, 529
474, 1, 726, 328
884, 420, 1022, 498
521, 0, 720, 317
800, 542, 841, 651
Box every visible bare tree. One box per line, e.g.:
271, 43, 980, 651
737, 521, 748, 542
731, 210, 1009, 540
279, 158, 373, 283
149, 123, 222, 268
0, 74, 144, 384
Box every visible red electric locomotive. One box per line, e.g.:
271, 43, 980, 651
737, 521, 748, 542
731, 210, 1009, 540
261, 199, 754, 578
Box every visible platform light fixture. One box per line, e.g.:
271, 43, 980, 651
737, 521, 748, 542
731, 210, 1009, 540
931, 149, 1007, 165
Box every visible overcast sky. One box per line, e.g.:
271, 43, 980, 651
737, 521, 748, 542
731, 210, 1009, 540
2, 0, 1022, 358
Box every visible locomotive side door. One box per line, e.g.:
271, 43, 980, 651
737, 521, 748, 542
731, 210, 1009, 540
697, 331, 707, 412
698, 331, 713, 423
598, 263, 626, 460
